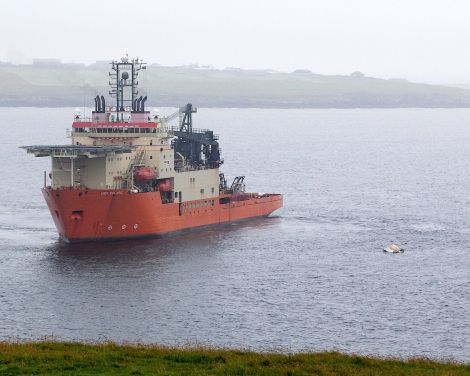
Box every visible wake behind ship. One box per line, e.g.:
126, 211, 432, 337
22, 56, 282, 242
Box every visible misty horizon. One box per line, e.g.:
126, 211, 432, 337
2, 55, 470, 88
2, 0, 470, 85
0, 55, 428, 83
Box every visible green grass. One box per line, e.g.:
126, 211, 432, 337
0, 342, 468, 375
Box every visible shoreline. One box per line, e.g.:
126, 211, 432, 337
0, 341, 468, 375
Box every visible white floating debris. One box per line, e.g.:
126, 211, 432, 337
383, 243, 404, 253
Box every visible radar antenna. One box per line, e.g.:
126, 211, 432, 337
108, 57, 146, 112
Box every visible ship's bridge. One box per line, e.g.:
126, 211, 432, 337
71, 106, 170, 137
70, 122, 172, 140
70, 57, 168, 139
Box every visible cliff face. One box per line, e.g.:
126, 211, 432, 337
1, 63, 470, 108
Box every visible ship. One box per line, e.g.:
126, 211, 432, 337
22, 56, 282, 242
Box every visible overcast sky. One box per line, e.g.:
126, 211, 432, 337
2, 0, 470, 84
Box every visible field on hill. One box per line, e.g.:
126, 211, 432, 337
1, 62, 470, 108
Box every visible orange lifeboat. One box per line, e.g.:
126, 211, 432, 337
156, 179, 171, 192
134, 167, 155, 181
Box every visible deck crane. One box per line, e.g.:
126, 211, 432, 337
163, 104, 222, 169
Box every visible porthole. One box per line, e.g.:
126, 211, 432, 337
108, 225, 113, 231
121, 225, 126, 230
133, 224, 139, 229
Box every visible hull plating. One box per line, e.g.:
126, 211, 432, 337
42, 188, 282, 242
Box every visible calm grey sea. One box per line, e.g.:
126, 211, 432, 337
0, 107, 469, 361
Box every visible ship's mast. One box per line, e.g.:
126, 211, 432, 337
108, 55, 146, 112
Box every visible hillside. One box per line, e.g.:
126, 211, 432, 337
1, 62, 470, 108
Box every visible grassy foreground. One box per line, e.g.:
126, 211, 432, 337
0, 342, 468, 375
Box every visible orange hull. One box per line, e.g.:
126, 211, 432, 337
42, 188, 283, 242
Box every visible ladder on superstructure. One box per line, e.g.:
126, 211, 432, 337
123, 150, 146, 189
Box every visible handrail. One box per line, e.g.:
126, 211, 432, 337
72, 127, 171, 135
167, 126, 219, 139
73, 117, 158, 123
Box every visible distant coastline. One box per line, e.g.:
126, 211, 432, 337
1, 62, 470, 108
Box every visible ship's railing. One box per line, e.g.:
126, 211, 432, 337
73, 116, 158, 123
22, 145, 135, 157
73, 117, 93, 122
70, 123, 219, 139
168, 126, 219, 139
104, 106, 136, 112
74, 106, 147, 117
174, 164, 219, 173
71, 127, 171, 135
